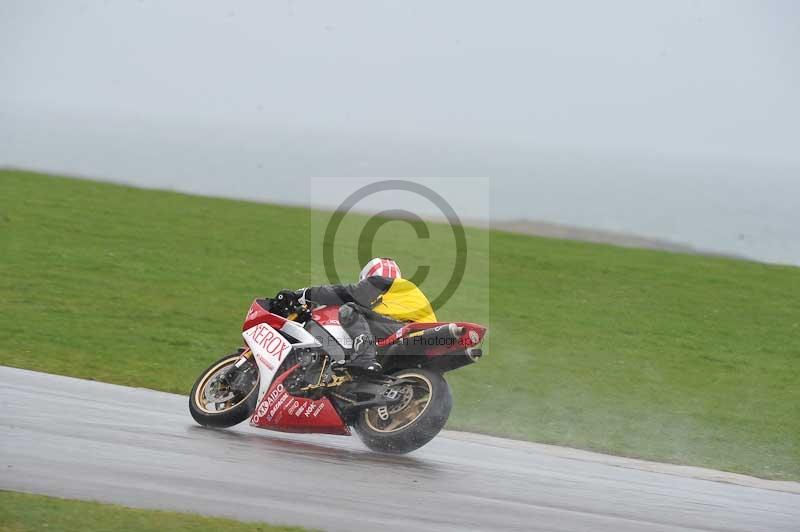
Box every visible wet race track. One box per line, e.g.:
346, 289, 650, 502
1, 366, 798, 532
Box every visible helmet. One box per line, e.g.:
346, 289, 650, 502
359, 257, 402, 281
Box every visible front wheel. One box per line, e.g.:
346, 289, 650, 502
354, 369, 452, 454
189, 351, 260, 428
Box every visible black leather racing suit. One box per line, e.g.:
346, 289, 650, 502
300, 277, 405, 361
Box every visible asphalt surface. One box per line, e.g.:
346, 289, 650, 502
1, 366, 798, 532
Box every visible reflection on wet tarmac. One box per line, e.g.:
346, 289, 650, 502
2, 366, 798, 532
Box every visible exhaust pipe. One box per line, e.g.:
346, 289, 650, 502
466, 347, 483, 361
448, 323, 465, 337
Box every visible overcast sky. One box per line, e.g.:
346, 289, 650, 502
2, 1, 799, 264
2, 0, 798, 165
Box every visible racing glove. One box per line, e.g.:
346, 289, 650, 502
275, 289, 302, 306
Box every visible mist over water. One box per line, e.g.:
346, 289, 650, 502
3, 106, 799, 266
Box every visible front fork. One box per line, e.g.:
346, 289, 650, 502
233, 348, 254, 368
225, 348, 256, 394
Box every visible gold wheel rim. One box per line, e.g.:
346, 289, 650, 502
194, 356, 259, 415
364, 373, 434, 433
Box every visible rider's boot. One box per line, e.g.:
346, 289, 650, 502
347, 334, 383, 374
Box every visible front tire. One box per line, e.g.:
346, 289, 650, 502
189, 352, 260, 428
354, 369, 452, 454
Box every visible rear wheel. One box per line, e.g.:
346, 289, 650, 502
354, 369, 452, 454
189, 352, 259, 428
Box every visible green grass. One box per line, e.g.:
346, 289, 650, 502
0, 491, 311, 531
1, 169, 798, 480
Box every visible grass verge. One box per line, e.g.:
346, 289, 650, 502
0, 491, 312, 532
1, 170, 798, 479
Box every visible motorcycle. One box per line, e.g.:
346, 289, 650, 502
189, 293, 487, 453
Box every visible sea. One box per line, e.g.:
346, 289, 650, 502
2, 107, 798, 267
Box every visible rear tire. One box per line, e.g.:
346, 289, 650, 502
354, 369, 452, 454
189, 352, 260, 428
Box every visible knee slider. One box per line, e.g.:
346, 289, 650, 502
338, 302, 358, 326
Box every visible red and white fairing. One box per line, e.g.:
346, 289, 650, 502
239, 299, 487, 437
241, 301, 350, 435
310, 305, 353, 348
250, 366, 350, 435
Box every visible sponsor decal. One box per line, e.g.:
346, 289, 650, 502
255, 396, 328, 424
245, 324, 289, 361
267, 392, 290, 420
253, 383, 331, 425
255, 384, 285, 418
255, 353, 275, 371
312, 313, 340, 325
469, 330, 480, 345
305, 402, 326, 418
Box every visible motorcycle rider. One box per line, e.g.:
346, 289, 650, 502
278, 258, 437, 374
